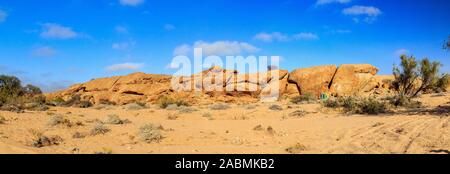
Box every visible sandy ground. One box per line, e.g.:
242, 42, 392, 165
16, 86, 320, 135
0, 93, 449, 154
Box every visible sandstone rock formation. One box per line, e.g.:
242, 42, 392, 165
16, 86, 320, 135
48, 67, 291, 105
47, 64, 400, 105
329, 64, 379, 97
288, 65, 337, 98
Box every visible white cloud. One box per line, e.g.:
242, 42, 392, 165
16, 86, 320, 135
105, 63, 144, 72
115, 25, 129, 34
293, 32, 319, 40
40, 23, 79, 39
173, 44, 191, 56
119, 0, 145, 6
164, 24, 175, 31
194, 41, 260, 56
173, 41, 260, 56
0, 10, 7, 23
395, 49, 410, 56
254, 32, 288, 42
32, 46, 57, 57
254, 32, 319, 42
316, 0, 351, 5
112, 41, 136, 50
343, 5, 382, 23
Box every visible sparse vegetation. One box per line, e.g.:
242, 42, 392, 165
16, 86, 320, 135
90, 123, 110, 136
286, 143, 308, 154
178, 106, 198, 114
289, 110, 307, 117
290, 93, 316, 104
392, 55, 448, 106
0, 75, 47, 112
124, 102, 146, 110
269, 104, 283, 111
156, 95, 190, 109
209, 103, 230, 110
61, 95, 93, 108
253, 124, 264, 131
72, 132, 87, 139
49, 97, 65, 106
104, 114, 130, 124
31, 135, 63, 148
357, 98, 388, 115
138, 123, 163, 143
47, 115, 72, 127
323, 97, 388, 115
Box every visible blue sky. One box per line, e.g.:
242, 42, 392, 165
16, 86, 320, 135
0, 0, 449, 92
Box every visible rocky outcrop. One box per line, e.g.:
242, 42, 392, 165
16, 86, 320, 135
288, 65, 337, 98
48, 67, 290, 105
47, 64, 398, 105
329, 64, 379, 97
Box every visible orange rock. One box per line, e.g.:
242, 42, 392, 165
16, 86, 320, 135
329, 64, 379, 97
288, 65, 337, 98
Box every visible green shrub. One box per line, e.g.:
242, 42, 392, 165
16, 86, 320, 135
340, 97, 359, 112
0, 75, 46, 111
47, 115, 72, 127
90, 123, 110, 136
323, 97, 389, 115
290, 93, 316, 104
50, 97, 65, 106
323, 99, 340, 108
357, 98, 388, 115
104, 114, 130, 124
156, 95, 189, 109
138, 123, 163, 143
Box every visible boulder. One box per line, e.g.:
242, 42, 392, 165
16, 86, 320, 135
288, 65, 337, 98
329, 64, 379, 97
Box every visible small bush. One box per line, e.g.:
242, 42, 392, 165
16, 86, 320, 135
72, 132, 87, 139
286, 143, 308, 154
289, 110, 307, 117
290, 93, 316, 104
47, 115, 72, 127
323, 99, 340, 108
78, 101, 93, 108
49, 97, 65, 106
323, 97, 389, 115
269, 104, 283, 111
138, 123, 163, 143
356, 98, 388, 115
31, 135, 63, 148
178, 106, 198, 114
90, 123, 110, 136
209, 103, 230, 110
156, 95, 189, 109
61, 95, 92, 108
104, 114, 129, 124
124, 103, 145, 110
340, 97, 359, 112
388, 95, 422, 108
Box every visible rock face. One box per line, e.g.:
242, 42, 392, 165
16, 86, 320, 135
48, 67, 290, 105
288, 65, 337, 98
47, 64, 396, 105
329, 64, 379, 97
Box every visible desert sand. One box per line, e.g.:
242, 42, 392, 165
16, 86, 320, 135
0, 93, 448, 154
